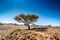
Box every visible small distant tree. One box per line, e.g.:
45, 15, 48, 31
0, 22, 3, 25
48, 25, 51, 27
14, 14, 39, 30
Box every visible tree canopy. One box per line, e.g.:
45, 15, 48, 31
14, 14, 39, 29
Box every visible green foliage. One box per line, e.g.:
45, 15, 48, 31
11, 29, 21, 34
14, 14, 39, 23
13, 29, 21, 32
14, 14, 39, 29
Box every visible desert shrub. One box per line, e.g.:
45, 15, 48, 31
0, 23, 3, 25
13, 23, 17, 25
11, 29, 21, 34
48, 25, 51, 27
0, 22, 3, 25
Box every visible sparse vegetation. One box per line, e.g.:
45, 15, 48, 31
0, 24, 60, 40
11, 28, 21, 34
0, 22, 3, 25
14, 14, 39, 30
48, 25, 51, 27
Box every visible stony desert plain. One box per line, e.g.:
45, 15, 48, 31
0, 24, 60, 40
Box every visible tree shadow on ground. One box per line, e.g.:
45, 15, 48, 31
26, 27, 48, 32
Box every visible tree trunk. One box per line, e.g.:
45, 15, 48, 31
27, 24, 30, 30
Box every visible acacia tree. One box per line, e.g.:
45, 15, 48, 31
14, 14, 39, 30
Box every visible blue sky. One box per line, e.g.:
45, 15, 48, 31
0, 0, 60, 26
